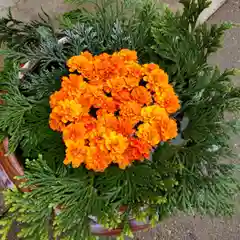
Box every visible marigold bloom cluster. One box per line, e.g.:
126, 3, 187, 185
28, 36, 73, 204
49, 49, 180, 171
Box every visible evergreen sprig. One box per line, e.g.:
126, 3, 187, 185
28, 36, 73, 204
0, 9, 56, 55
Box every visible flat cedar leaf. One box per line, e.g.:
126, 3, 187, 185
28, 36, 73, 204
194, 72, 211, 91
152, 143, 176, 163
163, 178, 177, 191
0, 131, 6, 142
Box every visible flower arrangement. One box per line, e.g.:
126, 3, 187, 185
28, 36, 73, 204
0, 0, 239, 239
50, 49, 179, 171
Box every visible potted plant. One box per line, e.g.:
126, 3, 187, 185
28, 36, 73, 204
0, 0, 239, 239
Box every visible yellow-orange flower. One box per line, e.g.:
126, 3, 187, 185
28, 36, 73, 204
103, 131, 129, 154
143, 68, 169, 91
61, 74, 88, 97
154, 85, 180, 114
112, 89, 132, 102
97, 113, 118, 130
107, 76, 126, 91
63, 140, 86, 168
154, 118, 178, 141
49, 114, 65, 131
114, 49, 138, 62
125, 62, 143, 79
141, 105, 168, 123
131, 86, 152, 105
136, 122, 161, 146
67, 54, 92, 74
81, 51, 93, 61
49, 49, 180, 171
124, 138, 151, 162
50, 91, 69, 108
63, 123, 86, 146
143, 63, 159, 73
120, 101, 142, 120
117, 118, 135, 137
85, 146, 112, 172
111, 153, 131, 169
51, 99, 88, 124
93, 96, 118, 113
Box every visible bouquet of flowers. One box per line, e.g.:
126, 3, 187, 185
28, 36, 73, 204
0, 0, 239, 239
50, 49, 179, 171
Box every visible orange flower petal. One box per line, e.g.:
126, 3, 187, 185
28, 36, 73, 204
154, 86, 180, 114
131, 86, 152, 105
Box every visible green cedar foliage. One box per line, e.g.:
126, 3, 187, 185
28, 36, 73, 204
0, 0, 239, 239
0, 9, 57, 62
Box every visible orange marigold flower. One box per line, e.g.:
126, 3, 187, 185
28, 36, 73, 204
66, 55, 91, 73
131, 86, 152, 105
112, 153, 132, 169
124, 146, 142, 162
112, 89, 132, 102
96, 109, 109, 117
97, 113, 118, 130
103, 131, 129, 154
83, 116, 97, 133
125, 62, 143, 79
61, 74, 87, 93
93, 96, 118, 113
117, 118, 135, 136
124, 138, 151, 162
97, 114, 134, 136
64, 140, 86, 168
136, 122, 161, 146
81, 51, 93, 61
63, 123, 86, 145
143, 63, 159, 74
52, 99, 88, 124
85, 146, 112, 172
154, 86, 180, 114
107, 76, 126, 91
66, 56, 80, 72
49, 114, 65, 131
144, 68, 169, 90
114, 49, 138, 62
154, 118, 178, 141
124, 77, 141, 90
141, 105, 168, 123
80, 85, 105, 107
67, 53, 95, 81
129, 138, 151, 159
120, 101, 141, 118
49, 90, 69, 108
84, 84, 104, 97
